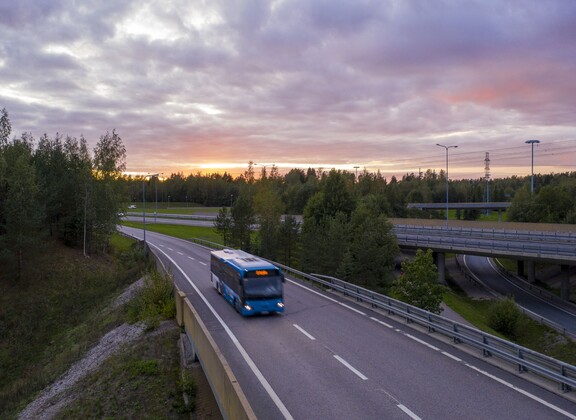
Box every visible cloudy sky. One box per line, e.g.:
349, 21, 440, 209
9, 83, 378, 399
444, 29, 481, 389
1, 0, 575, 179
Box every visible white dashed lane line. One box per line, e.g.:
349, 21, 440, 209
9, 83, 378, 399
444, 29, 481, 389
288, 278, 573, 418
293, 324, 316, 340
333, 355, 368, 381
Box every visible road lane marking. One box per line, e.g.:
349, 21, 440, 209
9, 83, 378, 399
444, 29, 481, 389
370, 317, 394, 328
177, 251, 183, 255
466, 364, 576, 419
397, 404, 422, 420
293, 324, 316, 340
333, 355, 368, 380
148, 242, 294, 420
441, 352, 462, 362
188, 256, 195, 261
167, 247, 174, 251
199, 261, 207, 266
338, 303, 366, 316
287, 279, 339, 303
405, 333, 440, 351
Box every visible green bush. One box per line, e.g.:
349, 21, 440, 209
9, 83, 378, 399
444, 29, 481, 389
488, 297, 521, 339
129, 270, 176, 329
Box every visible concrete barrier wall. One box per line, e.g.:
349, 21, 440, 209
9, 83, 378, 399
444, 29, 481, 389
176, 290, 256, 420
150, 247, 255, 420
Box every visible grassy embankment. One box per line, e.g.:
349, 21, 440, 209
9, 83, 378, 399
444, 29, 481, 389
0, 234, 194, 419
443, 282, 576, 365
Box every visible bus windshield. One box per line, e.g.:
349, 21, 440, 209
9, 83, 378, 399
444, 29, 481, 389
243, 273, 283, 299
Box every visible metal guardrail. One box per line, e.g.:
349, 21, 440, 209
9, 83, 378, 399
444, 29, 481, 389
294, 271, 576, 393
394, 231, 576, 263
394, 224, 576, 244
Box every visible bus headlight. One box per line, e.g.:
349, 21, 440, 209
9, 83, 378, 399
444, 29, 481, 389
277, 302, 284, 308
244, 304, 252, 311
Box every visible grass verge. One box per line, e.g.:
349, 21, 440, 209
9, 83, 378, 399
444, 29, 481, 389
55, 324, 194, 419
121, 221, 223, 244
443, 290, 576, 365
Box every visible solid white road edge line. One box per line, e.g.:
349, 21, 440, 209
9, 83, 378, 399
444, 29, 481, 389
338, 302, 366, 316
370, 317, 394, 329
293, 324, 316, 340
286, 279, 339, 303
441, 352, 462, 362
149, 242, 294, 420
466, 364, 576, 420
404, 333, 440, 351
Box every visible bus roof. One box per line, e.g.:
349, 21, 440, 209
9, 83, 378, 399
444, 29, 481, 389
211, 249, 278, 271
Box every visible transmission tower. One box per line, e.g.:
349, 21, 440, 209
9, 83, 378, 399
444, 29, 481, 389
484, 152, 491, 207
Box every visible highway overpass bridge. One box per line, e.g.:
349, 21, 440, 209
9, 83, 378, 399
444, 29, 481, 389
391, 218, 576, 300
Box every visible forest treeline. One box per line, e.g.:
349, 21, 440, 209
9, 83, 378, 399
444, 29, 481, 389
2, 106, 576, 289
0, 108, 127, 279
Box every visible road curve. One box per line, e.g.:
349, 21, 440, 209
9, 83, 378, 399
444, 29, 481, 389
119, 226, 576, 419
463, 255, 576, 336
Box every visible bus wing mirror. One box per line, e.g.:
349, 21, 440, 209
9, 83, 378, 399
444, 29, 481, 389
281, 274, 285, 283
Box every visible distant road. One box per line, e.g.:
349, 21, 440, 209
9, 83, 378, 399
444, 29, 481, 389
463, 255, 576, 336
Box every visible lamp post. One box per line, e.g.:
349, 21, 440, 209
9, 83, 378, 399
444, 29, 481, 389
143, 173, 161, 255
436, 144, 458, 227
525, 140, 540, 194
354, 166, 359, 181
154, 173, 163, 223
254, 162, 267, 179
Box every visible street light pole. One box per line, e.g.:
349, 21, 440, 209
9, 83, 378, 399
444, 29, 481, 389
143, 172, 161, 255
354, 166, 359, 181
525, 140, 540, 194
142, 177, 146, 254
154, 173, 163, 223
436, 143, 458, 227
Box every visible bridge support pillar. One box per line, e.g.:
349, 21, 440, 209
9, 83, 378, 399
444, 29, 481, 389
436, 252, 446, 284
517, 260, 524, 277
561, 265, 570, 301
526, 261, 536, 284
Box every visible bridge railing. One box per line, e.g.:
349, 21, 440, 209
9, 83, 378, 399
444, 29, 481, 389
185, 237, 576, 392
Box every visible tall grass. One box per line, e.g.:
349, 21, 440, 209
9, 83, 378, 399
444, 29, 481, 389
128, 270, 176, 330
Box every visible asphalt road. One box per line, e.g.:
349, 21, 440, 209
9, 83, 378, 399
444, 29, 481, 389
463, 255, 576, 336
119, 226, 576, 419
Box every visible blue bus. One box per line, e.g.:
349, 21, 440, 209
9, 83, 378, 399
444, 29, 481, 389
210, 249, 285, 316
